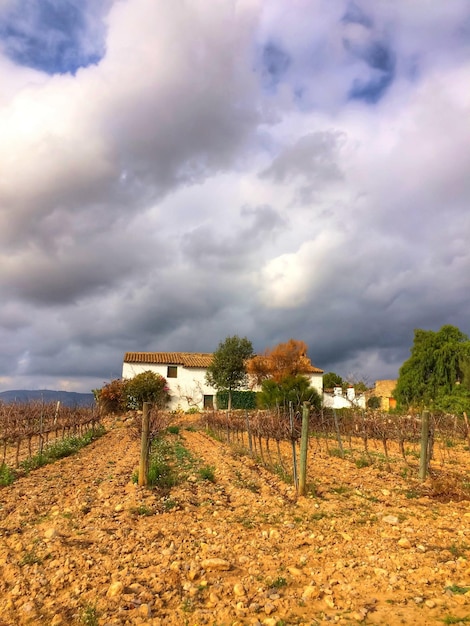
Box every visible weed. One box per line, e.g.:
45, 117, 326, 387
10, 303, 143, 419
355, 455, 372, 468
445, 439, 456, 448
449, 542, 469, 559
19, 427, 105, 475
180, 598, 194, 613
81, 603, 99, 626
310, 511, 328, 521
185, 425, 196, 432
148, 457, 176, 489
271, 576, 288, 589
129, 505, 154, 516
441, 616, 470, 624
199, 465, 216, 482
272, 464, 293, 484
330, 485, 350, 495
167, 425, 180, 435
162, 497, 178, 511
0, 464, 16, 487
185, 407, 200, 415
405, 489, 419, 499
20, 550, 42, 566
328, 447, 345, 458
446, 585, 470, 595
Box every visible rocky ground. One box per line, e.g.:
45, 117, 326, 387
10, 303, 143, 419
1, 415, 470, 626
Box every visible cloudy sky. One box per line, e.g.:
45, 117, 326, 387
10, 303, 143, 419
1, 0, 470, 392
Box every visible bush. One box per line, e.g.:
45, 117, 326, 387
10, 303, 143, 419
94, 379, 128, 414
258, 375, 322, 411
125, 371, 170, 410
367, 396, 381, 409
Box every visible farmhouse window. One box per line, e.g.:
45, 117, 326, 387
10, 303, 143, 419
203, 395, 214, 409
167, 366, 178, 378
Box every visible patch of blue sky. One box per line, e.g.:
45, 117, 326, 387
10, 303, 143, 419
346, 40, 396, 104
342, 1, 373, 29
258, 41, 291, 91
0, 0, 108, 75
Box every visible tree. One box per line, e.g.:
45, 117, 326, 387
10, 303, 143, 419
323, 372, 343, 390
394, 325, 470, 411
205, 336, 254, 411
125, 371, 170, 410
258, 374, 322, 411
246, 339, 314, 384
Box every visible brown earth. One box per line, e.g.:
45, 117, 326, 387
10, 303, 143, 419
1, 415, 470, 626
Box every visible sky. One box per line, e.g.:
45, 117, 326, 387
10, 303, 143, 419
1, 0, 470, 393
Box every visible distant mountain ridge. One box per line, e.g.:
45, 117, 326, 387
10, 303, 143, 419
0, 389, 95, 407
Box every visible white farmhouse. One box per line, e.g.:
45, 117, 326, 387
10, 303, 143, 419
123, 351, 324, 411
323, 386, 366, 409
123, 352, 215, 411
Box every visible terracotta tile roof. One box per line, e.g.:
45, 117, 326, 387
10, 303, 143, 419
124, 352, 213, 368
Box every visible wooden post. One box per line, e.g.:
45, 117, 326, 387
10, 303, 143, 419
245, 411, 253, 455
138, 402, 151, 486
419, 410, 430, 481
289, 402, 298, 490
333, 409, 344, 458
298, 402, 310, 496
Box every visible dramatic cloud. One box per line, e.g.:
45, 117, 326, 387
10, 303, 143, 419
1, 0, 470, 391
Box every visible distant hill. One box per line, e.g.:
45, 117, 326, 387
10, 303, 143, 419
0, 390, 95, 407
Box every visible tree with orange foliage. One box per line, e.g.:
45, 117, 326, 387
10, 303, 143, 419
247, 339, 314, 384
247, 339, 322, 410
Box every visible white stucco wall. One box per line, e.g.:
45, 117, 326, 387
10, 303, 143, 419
309, 373, 323, 396
122, 362, 216, 410
322, 391, 366, 409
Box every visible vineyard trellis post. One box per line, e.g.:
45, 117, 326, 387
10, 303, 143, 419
289, 402, 298, 490
333, 409, 344, 458
298, 402, 310, 496
245, 411, 253, 455
419, 410, 430, 481
138, 402, 151, 486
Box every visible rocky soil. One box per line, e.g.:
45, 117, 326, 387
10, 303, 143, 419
1, 415, 470, 626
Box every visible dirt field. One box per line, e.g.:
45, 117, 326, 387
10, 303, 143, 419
1, 414, 470, 625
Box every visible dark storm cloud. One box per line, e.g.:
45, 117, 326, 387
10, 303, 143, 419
182, 205, 285, 271
1, 0, 470, 392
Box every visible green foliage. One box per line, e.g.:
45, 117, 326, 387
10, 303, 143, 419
81, 604, 99, 626
125, 370, 170, 410
20, 426, 105, 475
205, 336, 254, 410
367, 396, 381, 409
434, 385, 470, 415
323, 371, 343, 389
258, 374, 321, 411
0, 464, 16, 487
395, 325, 470, 411
216, 390, 257, 409
198, 465, 216, 482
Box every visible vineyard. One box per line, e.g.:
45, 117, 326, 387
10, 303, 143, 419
2, 403, 470, 625
204, 407, 470, 498
0, 401, 100, 468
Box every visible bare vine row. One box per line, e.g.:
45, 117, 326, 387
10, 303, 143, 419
0, 401, 100, 466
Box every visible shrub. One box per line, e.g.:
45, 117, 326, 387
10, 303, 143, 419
125, 371, 170, 410
94, 378, 128, 414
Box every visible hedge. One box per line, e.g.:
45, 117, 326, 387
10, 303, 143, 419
216, 390, 257, 410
